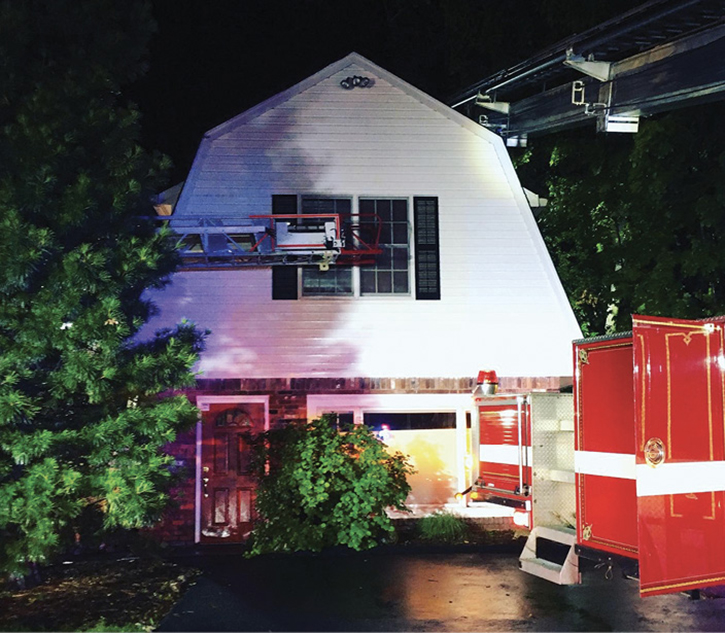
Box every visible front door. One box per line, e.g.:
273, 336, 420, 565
200, 401, 266, 542
633, 315, 725, 596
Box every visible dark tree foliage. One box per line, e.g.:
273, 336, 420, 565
518, 102, 725, 335
0, 0, 205, 574
248, 416, 414, 555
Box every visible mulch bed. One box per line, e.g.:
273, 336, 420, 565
0, 557, 200, 632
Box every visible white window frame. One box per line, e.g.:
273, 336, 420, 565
359, 197, 412, 297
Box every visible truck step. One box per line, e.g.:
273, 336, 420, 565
519, 526, 580, 585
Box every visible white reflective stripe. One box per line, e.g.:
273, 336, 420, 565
480, 444, 532, 466
574, 450, 636, 480
636, 461, 725, 497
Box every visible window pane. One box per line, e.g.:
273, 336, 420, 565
364, 412, 456, 430
377, 272, 392, 293
392, 247, 408, 270
360, 269, 376, 294
393, 271, 409, 293
238, 489, 253, 523
378, 249, 392, 269
213, 489, 229, 524
302, 198, 351, 215
392, 199, 407, 222
359, 199, 374, 215
379, 224, 393, 246
302, 266, 353, 296
302, 198, 332, 214
376, 199, 392, 221
320, 412, 355, 429
392, 224, 408, 244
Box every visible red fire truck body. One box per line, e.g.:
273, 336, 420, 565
573, 332, 639, 562
472, 314, 725, 597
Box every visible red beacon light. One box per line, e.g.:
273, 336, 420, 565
477, 369, 499, 395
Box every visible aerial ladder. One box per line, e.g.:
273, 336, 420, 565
156, 212, 383, 271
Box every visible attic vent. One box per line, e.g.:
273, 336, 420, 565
340, 75, 371, 89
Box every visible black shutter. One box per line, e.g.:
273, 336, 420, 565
271, 195, 298, 300
413, 197, 441, 300
272, 267, 298, 300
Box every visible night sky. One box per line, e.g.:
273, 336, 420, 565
130, 0, 647, 184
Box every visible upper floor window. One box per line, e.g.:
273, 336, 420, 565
360, 199, 410, 295
301, 197, 353, 297
271, 194, 439, 300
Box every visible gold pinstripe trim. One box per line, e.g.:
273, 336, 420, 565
640, 574, 725, 595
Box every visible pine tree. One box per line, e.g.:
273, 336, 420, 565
0, 0, 205, 574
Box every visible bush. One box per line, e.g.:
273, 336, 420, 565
417, 511, 470, 544
248, 416, 414, 555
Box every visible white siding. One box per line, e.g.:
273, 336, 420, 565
148, 54, 581, 380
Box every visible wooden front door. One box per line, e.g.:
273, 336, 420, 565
200, 402, 265, 542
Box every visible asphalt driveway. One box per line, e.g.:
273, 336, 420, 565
157, 547, 725, 632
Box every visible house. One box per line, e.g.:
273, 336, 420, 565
145, 53, 582, 544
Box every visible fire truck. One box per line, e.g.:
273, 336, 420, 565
467, 314, 725, 597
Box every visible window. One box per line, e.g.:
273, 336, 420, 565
318, 412, 355, 429
271, 195, 439, 300
363, 412, 456, 431
301, 197, 353, 297
360, 199, 410, 295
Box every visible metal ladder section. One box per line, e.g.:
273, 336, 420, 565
519, 526, 580, 585
164, 213, 382, 270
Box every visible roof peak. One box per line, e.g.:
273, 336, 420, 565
203, 51, 497, 144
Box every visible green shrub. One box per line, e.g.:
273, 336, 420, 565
247, 416, 414, 555
417, 511, 470, 544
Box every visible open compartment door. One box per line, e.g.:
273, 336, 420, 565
633, 315, 725, 596
574, 334, 638, 559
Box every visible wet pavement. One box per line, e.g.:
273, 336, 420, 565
158, 547, 725, 632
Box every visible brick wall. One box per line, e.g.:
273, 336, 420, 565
151, 374, 565, 544
147, 427, 197, 545
190, 375, 565, 428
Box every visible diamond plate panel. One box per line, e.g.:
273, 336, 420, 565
530, 393, 576, 529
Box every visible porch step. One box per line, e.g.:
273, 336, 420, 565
519, 526, 580, 585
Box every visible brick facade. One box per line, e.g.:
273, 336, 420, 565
148, 428, 197, 545
190, 375, 565, 428
150, 374, 565, 544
